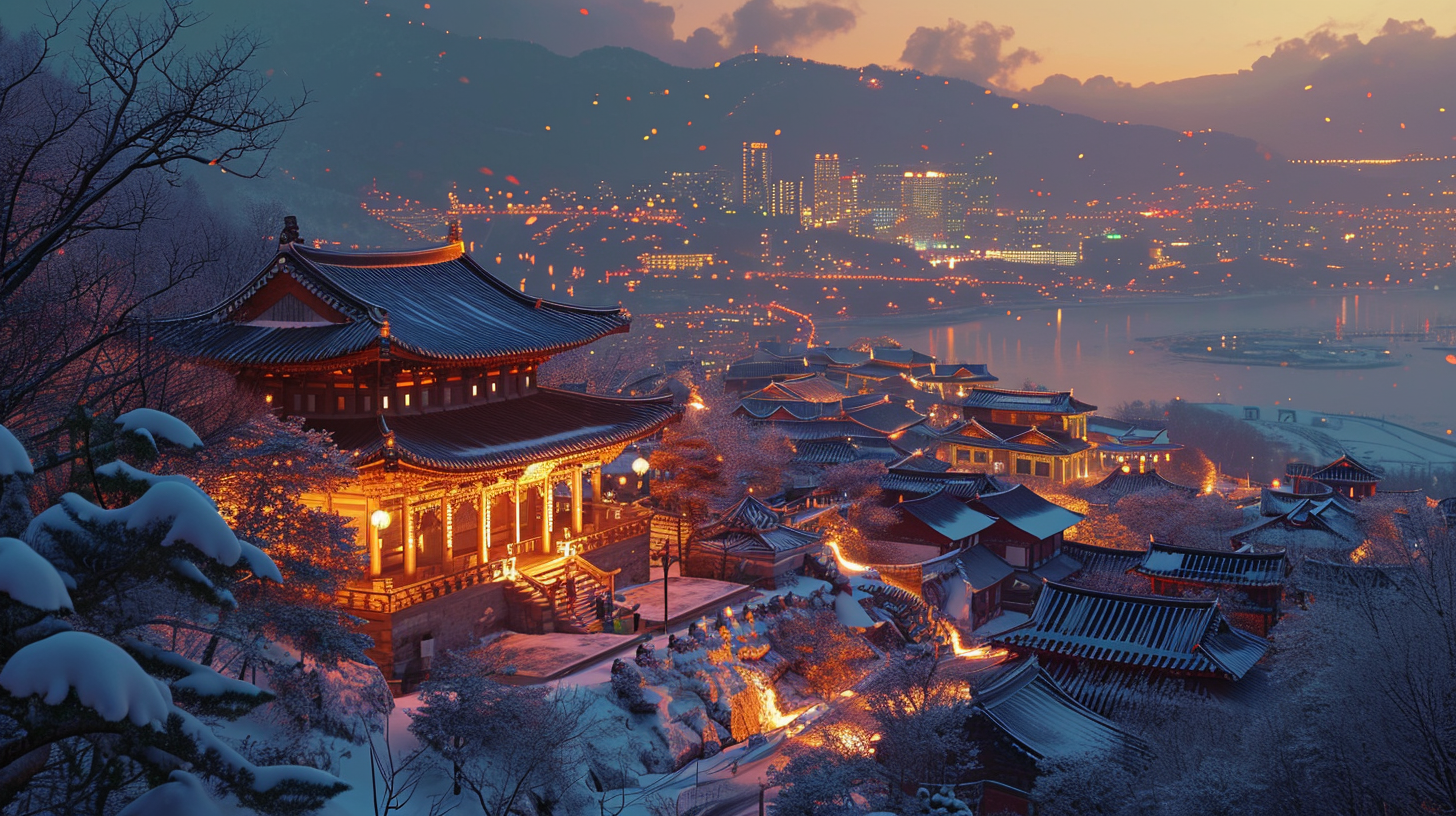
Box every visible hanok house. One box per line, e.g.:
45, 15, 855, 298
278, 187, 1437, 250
1286, 453, 1383, 500
993, 582, 1269, 693
1086, 415, 1182, 473
687, 496, 820, 585
1089, 467, 1199, 505
970, 486, 1083, 573
1133, 540, 1289, 635
160, 220, 679, 691
886, 489, 996, 554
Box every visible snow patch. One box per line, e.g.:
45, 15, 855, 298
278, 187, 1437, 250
0, 537, 72, 611
116, 771, 222, 816
238, 540, 284, 583
115, 409, 203, 450
96, 460, 215, 503
834, 591, 875, 629
0, 424, 32, 476
0, 632, 173, 726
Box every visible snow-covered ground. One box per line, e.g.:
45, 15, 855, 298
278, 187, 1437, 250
1196, 403, 1456, 480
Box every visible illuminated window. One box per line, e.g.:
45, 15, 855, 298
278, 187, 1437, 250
491, 382, 497, 393
336, 396, 346, 412
472, 384, 479, 397
525, 375, 531, 388
382, 395, 390, 410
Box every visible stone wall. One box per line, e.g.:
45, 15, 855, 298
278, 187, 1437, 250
388, 580, 508, 690
582, 532, 650, 587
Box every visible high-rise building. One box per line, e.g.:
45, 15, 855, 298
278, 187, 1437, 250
771, 179, 802, 219
838, 171, 867, 235
667, 167, 730, 211
741, 142, 772, 215
900, 171, 945, 250
869, 164, 904, 237
1010, 210, 1048, 250
813, 153, 841, 225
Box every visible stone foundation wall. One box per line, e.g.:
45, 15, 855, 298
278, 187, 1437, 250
582, 532, 650, 587
388, 580, 509, 690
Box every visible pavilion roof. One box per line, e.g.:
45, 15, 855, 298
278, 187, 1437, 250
972, 485, 1084, 541
954, 387, 1097, 414
742, 374, 850, 404
960, 545, 1016, 590
1134, 540, 1288, 587
158, 242, 629, 367
1090, 469, 1199, 502
880, 468, 1008, 500
897, 490, 996, 542
695, 496, 821, 555
1286, 454, 1383, 484
938, 419, 1091, 456
309, 388, 678, 473
914, 363, 998, 384
972, 657, 1150, 763
993, 582, 1269, 679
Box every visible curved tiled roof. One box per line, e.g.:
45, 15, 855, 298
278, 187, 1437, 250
973, 485, 1084, 540
308, 388, 679, 472
159, 243, 629, 366
1134, 541, 1287, 587
1286, 454, 1383, 484
953, 387, 1097, 414
880, 469, 1007, 499
897, 490, 996, 541
1091, 469, 1199, 502
972, 658, 1150, 762
994, 582, 1268, 679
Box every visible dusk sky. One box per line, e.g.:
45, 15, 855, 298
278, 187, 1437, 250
665, 0, 1456, 87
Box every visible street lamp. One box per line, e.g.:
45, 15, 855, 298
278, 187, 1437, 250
370, 509, 392, 530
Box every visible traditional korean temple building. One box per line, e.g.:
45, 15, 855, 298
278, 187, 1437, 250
1286, 454, 1383, 500
1090, 468, 1199, 505
160, 221, 679, 690
818, 346, 937, 394
687, 496, 820, 585
1086, 416, 1182, 472
1133, 541, 1288, 634
734, 375, 931, 462
935, 413, 1093, 484
994, 583, 1269, 683
908, 363, 999, 401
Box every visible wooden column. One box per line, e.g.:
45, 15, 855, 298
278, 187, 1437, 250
442, 495, 453, 564
571, 465, 584, 535
477, 486, 489, 563
403, 496, 417, 579
367, 497, 382, 578
512, 484, 522, 547
540, 483, 553, 554
591, 467, 603, 523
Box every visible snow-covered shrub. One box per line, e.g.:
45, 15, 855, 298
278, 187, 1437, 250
0, 416, 350, 814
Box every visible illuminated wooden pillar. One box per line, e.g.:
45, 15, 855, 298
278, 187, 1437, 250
571, 465, 584, 535
403, 496, 417, 579
366, 497, 382, 578
442, 495, 453, 564
591, 467, 602, 522
512, 484, 522, 547
540, 483, 553, 554
477, 486, 489, 563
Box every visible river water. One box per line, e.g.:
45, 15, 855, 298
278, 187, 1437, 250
820, 288, 1456, 433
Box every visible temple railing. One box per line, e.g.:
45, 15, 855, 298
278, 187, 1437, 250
338, 513, 649, 615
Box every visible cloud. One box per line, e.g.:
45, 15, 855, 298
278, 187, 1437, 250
1021, 18, 1454, 156
718, 0, 858, 55
403, 0, 855, 67
899, 18, 1041, 89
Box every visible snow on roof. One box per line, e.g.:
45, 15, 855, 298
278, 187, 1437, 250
0, 632, 173, 726
29, 483, 244, 568
1135, 541, 1287, 587
960, 545, 1016, 591
0, 537, 72, 611
974, 485, 1084, 540
0, 424, 32, 477
994, 582, 1269, 679
973, 657, 1149, 762
115, 409, 203, 450
899, 490, 997, 542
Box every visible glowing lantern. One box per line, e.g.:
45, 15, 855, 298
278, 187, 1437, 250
632, 456, 650, 476
370, 510, 392, 530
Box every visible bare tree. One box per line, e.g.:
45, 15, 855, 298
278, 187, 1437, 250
0, 1, 304, 434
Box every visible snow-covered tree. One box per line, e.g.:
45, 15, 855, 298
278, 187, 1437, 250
862, 651, 976, 805
0, 414, 348, 814
409, 643, 600, 816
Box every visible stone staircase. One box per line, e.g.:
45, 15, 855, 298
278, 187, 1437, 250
505, 556, 618, 634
